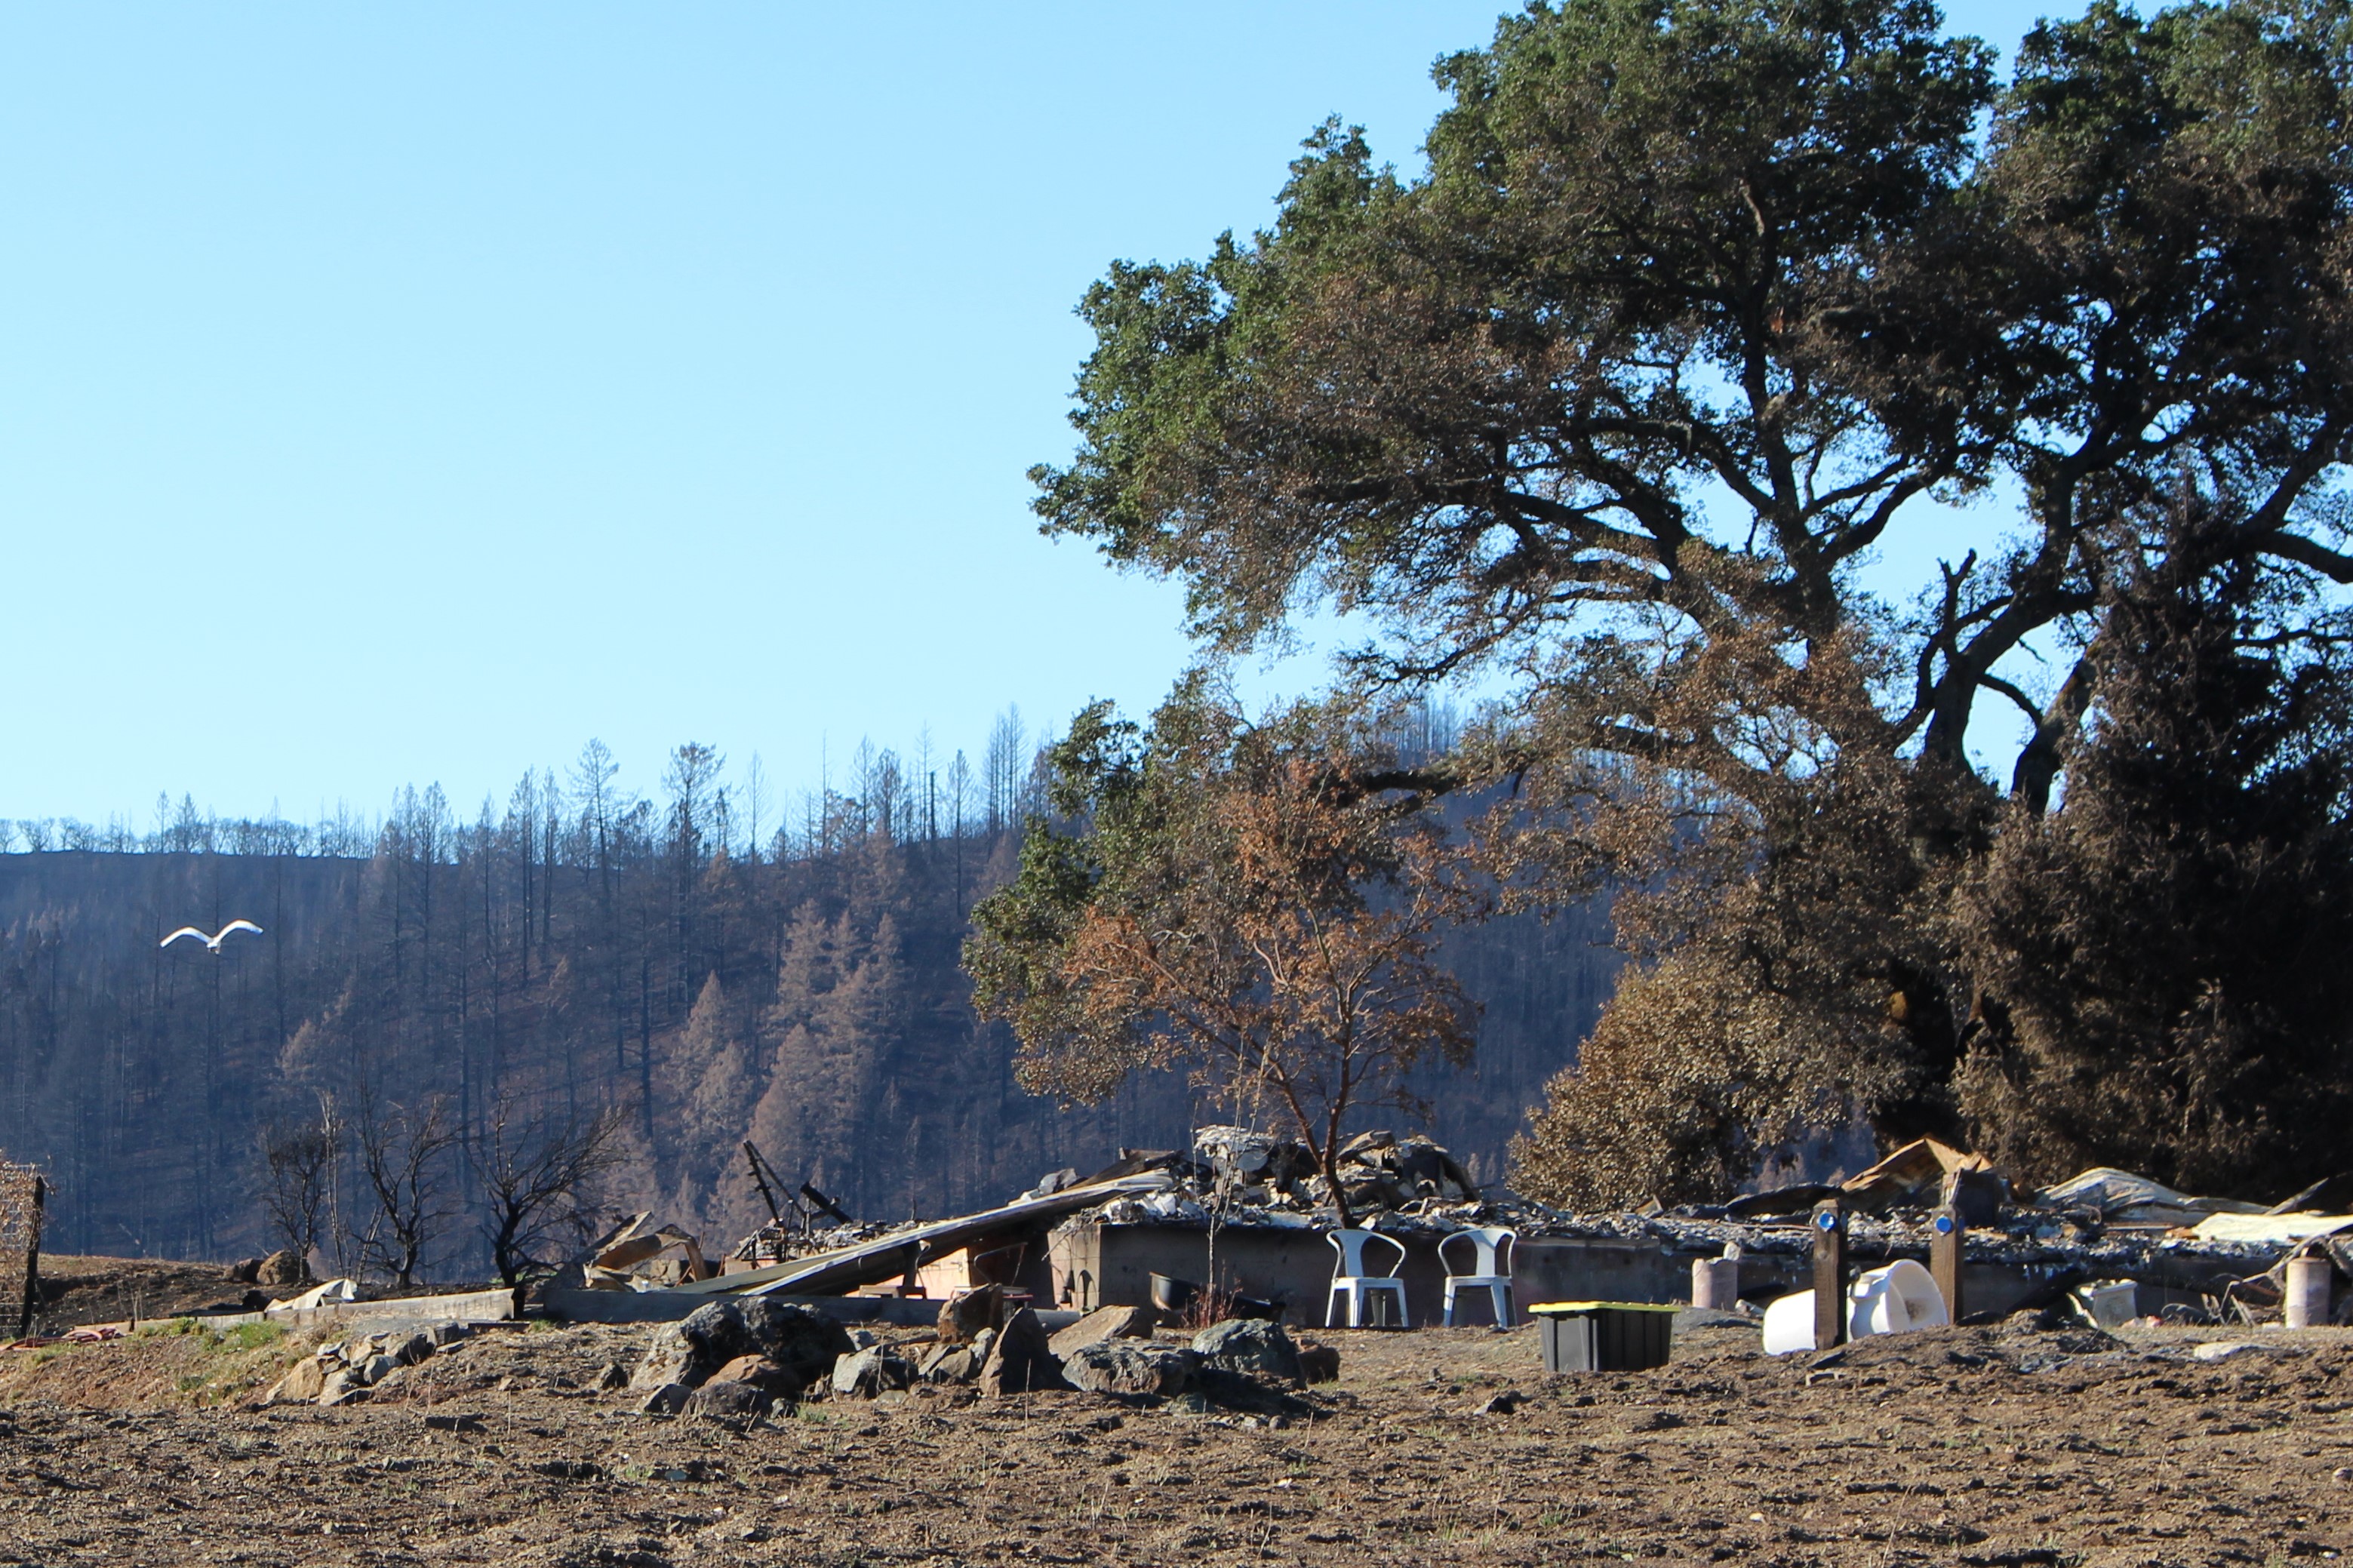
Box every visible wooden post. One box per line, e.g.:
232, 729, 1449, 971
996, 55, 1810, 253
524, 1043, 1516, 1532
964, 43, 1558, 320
1930, 1204, 1964, 1325
1810, 1198, 1847, 1350
16, 1176, 45, 1339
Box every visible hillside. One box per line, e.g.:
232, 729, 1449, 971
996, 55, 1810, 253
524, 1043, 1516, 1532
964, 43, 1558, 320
0, 807, 1616, 1268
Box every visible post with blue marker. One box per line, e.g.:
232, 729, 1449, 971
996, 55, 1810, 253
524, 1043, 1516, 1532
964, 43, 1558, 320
1930, 1204, 1964, 1325
1810, 1198, 1847, 1350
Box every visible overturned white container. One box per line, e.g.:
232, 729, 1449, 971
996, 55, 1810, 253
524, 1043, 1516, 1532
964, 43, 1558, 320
1761, 1289, 1819, 1354
1762, 1261, 1949, 1354
1849, 1260, 1949, 1335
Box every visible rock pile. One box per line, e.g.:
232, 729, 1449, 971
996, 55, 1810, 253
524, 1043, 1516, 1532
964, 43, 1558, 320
263, 1320, 472, 1407
617, 1298, 1338, 1420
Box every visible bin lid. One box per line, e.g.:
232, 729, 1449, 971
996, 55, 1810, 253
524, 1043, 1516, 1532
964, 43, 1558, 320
1527, 1301, 1681, 1315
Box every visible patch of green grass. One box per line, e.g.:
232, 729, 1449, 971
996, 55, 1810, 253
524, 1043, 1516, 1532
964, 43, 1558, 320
218, 1321, 283, 1351
176, 1373, 210, 1392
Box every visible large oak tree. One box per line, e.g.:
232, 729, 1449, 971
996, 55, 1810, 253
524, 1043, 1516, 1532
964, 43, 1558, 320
1007, 0, 2353, 1193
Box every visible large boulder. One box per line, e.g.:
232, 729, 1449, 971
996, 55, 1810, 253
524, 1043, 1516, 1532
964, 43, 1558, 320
979, 1307, 1066, 1395
1047, 1304, 1154, 1360
255, 1250, 308, 1288
1191, 1319, 1304, 1385
684, 1379, 772, 1419
937, 1284, 1004, 1346
1062, 1342, 1197, 1398
737, 1299, 858, 1394
630, 1302, 757, 1392
630, 1299, 852, 1397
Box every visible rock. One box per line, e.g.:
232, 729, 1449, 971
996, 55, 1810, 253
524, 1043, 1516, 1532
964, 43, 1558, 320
1062, 1342, 1198, 1398
1475, 1389, 1527, 1416
847, 1328, 878, 1349
372, 1366, 411, 1397
392, 1331, 436, 1367
1296, 1341, 1341, 1385
594, 1361, 629, 1392
1047, 1304, 1155, 1359
264, 1357, 327, 1404
831, 1347, 918, 1398
2192, 1340, 2264, 1361
316, 1370, 369, 1407
1191, 1318, 1304, 1385
422, 1412, 482, 1433
429, 1321, 472, 1348
226, 1257, 263, 1284
712, 1354, 798, 1394
684, 1379, 772, 1419
979, 1307, 1066, 1396
630, 1299, 773, 1392
919, 1345, 980, 1384
638, 1382, 691, 1416
736, 1299, 858, 1394
256, 1249, 308, 1287
938, 1284, 1004, 1345
358, 1354, 398, 1386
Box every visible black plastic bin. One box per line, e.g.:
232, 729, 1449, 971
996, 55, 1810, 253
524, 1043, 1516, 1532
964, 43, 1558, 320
1531, 1301, 1676, 1373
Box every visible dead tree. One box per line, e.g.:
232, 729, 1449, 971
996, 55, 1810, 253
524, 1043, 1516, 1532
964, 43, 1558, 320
355, 1091, 460, 1289
471, 1096, 627, 1288
258, 1118, 336, 1274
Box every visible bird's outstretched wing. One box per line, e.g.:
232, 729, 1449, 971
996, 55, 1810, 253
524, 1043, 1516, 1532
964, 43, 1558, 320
218, 920, 265, 942
160, 927, 208, 948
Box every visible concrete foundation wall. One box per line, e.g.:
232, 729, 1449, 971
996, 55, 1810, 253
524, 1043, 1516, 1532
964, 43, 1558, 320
1047, 1221, 2233, 1327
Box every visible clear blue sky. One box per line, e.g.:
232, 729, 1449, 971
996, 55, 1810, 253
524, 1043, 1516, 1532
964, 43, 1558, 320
2, 2, 2058, 829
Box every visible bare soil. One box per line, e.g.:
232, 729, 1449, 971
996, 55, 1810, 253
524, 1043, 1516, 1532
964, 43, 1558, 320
0, 1303, 2347, 1566
23, 1254, 264, 1333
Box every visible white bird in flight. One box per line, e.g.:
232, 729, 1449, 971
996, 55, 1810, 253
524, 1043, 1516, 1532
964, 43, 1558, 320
160, 920, 265, 953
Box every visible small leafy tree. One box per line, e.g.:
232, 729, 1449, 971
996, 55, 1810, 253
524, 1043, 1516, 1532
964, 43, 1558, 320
967, 693, 1481, 1227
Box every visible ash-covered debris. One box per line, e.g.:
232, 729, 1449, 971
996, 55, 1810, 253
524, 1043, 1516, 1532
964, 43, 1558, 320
1047, 1128, 2352, 1299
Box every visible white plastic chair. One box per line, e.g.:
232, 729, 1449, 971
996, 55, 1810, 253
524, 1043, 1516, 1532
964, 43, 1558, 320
1325, 1228, 1410, 1329
1438, 1226, 1517, 1327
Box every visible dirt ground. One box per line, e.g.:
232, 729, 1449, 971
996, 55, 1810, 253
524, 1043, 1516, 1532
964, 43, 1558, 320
0, 1301, 2348, 1566
22, 1255, 266, 1332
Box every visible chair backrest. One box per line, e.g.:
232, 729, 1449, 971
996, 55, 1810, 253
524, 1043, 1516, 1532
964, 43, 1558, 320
1327, 1227, 1407, 1279
1438, 1225, 1516, 1277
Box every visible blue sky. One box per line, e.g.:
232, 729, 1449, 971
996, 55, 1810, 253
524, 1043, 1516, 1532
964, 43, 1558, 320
3, 2, 2059, 829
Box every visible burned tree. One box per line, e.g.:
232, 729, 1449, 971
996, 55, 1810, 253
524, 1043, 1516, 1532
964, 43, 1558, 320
354, 1091, 460, 1289
967, 694, 1480, 1227
472, 1096, 628, 1288
257, 1112, 337, 1275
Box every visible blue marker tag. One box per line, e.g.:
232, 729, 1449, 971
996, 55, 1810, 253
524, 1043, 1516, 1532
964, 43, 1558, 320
1816, 1210, 1838, 1231
1933, 1213, 1956, 1234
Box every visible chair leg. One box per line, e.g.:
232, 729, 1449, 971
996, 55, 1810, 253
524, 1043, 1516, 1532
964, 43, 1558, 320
1326, 1287, 1341, 1330
1492, 1284, 1512, 1328
1442, 1281, 1456, 1329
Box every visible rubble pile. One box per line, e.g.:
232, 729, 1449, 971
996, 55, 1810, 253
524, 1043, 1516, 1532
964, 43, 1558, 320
1043, 1130, 2353, 1321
